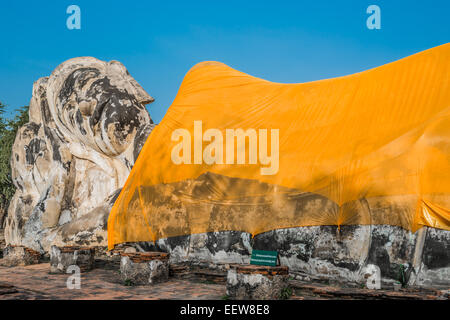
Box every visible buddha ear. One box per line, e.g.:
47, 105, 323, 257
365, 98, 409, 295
107, 60, 154, 105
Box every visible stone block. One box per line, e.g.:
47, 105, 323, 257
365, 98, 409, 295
120, 252, 170, 285
226, 264, 290, 300
0, 245, 41, 267
50, 245, 95, 273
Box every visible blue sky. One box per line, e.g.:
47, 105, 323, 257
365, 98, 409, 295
0, 0, 448, 122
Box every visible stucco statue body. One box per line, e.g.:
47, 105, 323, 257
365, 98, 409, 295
4, 57, 154, 252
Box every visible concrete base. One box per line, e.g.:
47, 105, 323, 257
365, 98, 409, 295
120, 252, 170, 285
50, 245, 95, 273
0, 245, 41, 267
226, 265, 290, 300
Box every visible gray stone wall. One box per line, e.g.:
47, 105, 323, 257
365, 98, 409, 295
135, 225, 448, 288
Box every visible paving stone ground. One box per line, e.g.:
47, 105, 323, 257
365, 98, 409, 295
0, 263, 226, 300
0, 260, 447, 300
289, 280, 449, 300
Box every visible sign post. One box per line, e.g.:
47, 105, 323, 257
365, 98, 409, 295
250, 250, 279, 267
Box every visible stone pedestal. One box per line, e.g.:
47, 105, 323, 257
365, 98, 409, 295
120, 252, 170, 285
226, 265, 290, 300
0, 245, 41, 267
50, 245, 95, 273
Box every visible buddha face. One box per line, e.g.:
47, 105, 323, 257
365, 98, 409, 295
48, 58, 154, 156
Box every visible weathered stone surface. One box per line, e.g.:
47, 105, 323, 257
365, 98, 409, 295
50, 245, 95, 273
120, 252, 169, 285
0, 245, 41, 267
124, 247, 137, 254
361, 264, 381, 289
0, 230, 4, 259
412, 228, 450, 286
145, 221, 448, 288
226, 265, 289, 300
4, 57, 154, 253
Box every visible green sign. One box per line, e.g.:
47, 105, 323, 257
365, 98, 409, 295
250, 250, 278, 267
